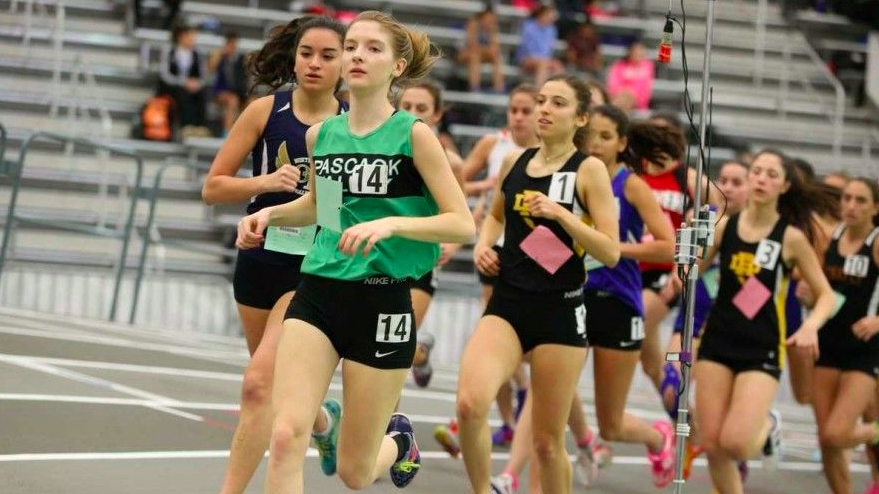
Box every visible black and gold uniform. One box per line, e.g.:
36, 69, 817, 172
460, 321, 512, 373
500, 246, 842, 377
699, 213, 791, 379
816, 225, 879, 378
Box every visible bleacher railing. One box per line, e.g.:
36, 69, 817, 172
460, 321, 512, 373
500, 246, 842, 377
776, 35, 846, 165
0, 123, 7, 177
130, 157, 234, 324
753, 0, 768, 87
13, 0, 66, 118
0, 132, 144, 322
54, 54, 114, 138
863, 128, 879, 173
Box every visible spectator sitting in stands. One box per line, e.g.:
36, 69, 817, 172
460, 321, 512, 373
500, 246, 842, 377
458, 8, 505, 93
607, 39, 655, 112
158, 24, 209, 138
208, 31, 247, 137
516, 5, 565, 86
566, 21, 603, 78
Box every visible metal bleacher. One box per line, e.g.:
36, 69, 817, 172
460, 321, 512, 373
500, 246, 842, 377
0, 0, 876, 332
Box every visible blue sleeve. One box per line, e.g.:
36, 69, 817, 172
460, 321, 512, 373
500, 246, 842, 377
517, 21, 541, 61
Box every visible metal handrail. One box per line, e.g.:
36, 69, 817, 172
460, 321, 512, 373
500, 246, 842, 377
0, 123, 7, 177
863, 127, 879, 173
753, 0, 768, 87
60, 54, 114, 137
776, 32, 846, 165
0, 132, 144, 321
129, 158, 231, 324
16, 0, 67, 117
800, 36, 846, 164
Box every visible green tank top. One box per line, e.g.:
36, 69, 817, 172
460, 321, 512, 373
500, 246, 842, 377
302, 110, 440, 280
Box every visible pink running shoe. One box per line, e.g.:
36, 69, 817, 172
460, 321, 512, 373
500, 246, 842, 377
433, 420, 460, 458
648, 421, 675, 488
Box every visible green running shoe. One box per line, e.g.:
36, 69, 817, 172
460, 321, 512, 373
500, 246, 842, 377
313, 399, 341, 475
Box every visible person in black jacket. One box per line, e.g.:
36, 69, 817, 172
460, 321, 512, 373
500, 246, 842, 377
158, 24, 208, 134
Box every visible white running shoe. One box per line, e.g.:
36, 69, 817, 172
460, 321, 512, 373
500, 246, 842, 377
762, 408, 783, 471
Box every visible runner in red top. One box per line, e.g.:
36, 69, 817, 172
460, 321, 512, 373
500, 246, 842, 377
626, 118, 722, 404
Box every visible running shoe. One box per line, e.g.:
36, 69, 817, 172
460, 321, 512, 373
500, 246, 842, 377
433, 419, 460, 458
312, 398, 342, 476
762, 409, 783, 471
387, 413, 421, 487
492, 423, 514, 446
682, 440, 705, 480
860, 482, 879, 494
592, 437, 614, 468
738, 460, 749, 482
491, 472, 518, 494
412, 333, 435, 388
648, 421, 675, 488
573, 444, 599, 487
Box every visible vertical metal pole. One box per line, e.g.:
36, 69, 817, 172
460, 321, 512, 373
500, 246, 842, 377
108, 152, 143, 322
673, 0, 715, 492
22, 0, 33, 48
0, 134, 36, 285
753, 0, 767, 86
49, 2, 65, 118
0, 124, 7, 177
130, 164, 167, 324
780, 41, 791, 118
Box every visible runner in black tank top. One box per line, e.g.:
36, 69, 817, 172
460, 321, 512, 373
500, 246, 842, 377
694, 150, 836, 494
817, 224, 879, 376
201, 16, 347, 494
457, 76, 619, 494
496, 147, 590, 294
807, 178, 879, 494
699, 213, 792, 376
447, 86, 540, 451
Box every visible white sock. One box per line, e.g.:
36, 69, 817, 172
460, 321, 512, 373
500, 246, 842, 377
313, 405, 333, 437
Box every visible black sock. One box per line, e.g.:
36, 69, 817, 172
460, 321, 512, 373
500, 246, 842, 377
392, 433, 410, 462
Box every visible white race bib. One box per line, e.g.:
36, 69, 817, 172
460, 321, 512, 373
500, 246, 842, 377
375, 313, 412, 343
754, 239, 782, 270
349, 164, 389, 195
548, 172, 576, 204
844, 254, 870, 278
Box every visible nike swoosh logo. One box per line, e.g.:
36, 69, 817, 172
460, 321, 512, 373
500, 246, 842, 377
620, 341, 638, 347
276, 102, 291, 113
375, 350, 398, 358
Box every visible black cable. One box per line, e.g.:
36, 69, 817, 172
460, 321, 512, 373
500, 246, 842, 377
667, 0, 728, 226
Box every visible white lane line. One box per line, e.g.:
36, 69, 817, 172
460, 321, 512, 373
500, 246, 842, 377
0, 307, 247, 347
0, 354, 245, 382
0, 451, 233, 462
0, 394, 485, 422
0, 393, 822, 445
0, 394, 163, 407
0, 357, 204, 422
0, 354, 820, 431
0, 326, 249, 363
0, 450, 864, 473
